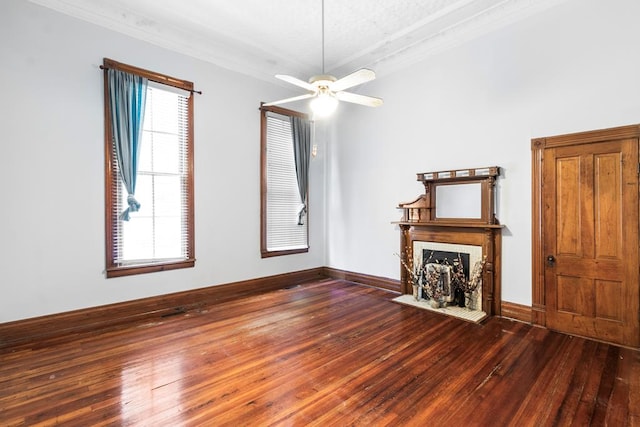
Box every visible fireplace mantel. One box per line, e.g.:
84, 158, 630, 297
393, 167, 503, 317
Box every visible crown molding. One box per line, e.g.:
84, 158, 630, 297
28, 0, 570, 83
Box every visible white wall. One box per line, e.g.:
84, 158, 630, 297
327, 0, 640, 305
0, 0, 326, 322
3, 0, 639, 323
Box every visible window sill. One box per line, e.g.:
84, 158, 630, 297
261, 248, 309, 258
106, 258, 196, 278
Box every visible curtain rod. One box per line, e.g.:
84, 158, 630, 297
99, 65, 202, 95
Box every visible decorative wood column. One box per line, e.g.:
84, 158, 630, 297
484, 226, 495, 316
399, 224, 411, 294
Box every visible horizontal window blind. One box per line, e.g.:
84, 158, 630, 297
113, 85, 190, 265
266, 112, 308, 251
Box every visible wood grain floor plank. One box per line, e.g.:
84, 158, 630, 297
1, 279, 638, 426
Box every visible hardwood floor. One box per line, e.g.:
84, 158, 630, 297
1, 279, 639, 426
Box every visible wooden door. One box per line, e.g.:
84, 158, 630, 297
542, 136, 639, 347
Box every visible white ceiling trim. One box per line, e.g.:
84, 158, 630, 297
28, 0, 570, 84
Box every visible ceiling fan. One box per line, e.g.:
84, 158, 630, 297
263, 0, 383, 117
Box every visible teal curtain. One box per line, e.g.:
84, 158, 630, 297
107, 69, 148, 221
291, 116, 311, 225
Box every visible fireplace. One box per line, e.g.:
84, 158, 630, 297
393, 166, 503, 321
413, 241, 483, 309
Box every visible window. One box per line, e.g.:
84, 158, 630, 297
104, 59, 195, 277
260, 105, 311, 257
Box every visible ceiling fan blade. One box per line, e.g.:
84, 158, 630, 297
275, 75, 316, 91
263, 93, 315, 107
336, 91, 383, 107
330, 69, 376, 92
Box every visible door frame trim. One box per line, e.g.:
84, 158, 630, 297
531, 124, 640, 329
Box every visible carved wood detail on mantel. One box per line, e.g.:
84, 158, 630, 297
393, 166, 503, 317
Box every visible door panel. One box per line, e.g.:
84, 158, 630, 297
556, 157, 581, 256
556, 275, 591, 315
544, 138, 639, 347
594, 153, 621, 259
594, 279, 623, 321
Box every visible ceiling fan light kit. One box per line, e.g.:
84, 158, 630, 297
310, 90, 339, 118
264, 0, 383, 118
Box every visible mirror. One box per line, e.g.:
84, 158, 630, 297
435, 183, 482, 219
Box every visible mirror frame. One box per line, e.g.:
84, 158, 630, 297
434, 182, 483, 220
416, 166, 499, 225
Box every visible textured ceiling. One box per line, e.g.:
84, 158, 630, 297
29, 0, 569, 83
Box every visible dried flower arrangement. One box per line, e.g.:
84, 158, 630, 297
421, 252, 444, 302
394, 245, 420, 287
450, 254, 466, 294
449, 253, 487, 309
395, 243, 429, 300
395, 248, 445, 303
452, 254, 487, 294
396, 246, 486, 309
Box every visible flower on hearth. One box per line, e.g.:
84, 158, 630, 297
459, 255, 487, 293
394, 251, 421, 286
423, 262, 443, 300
